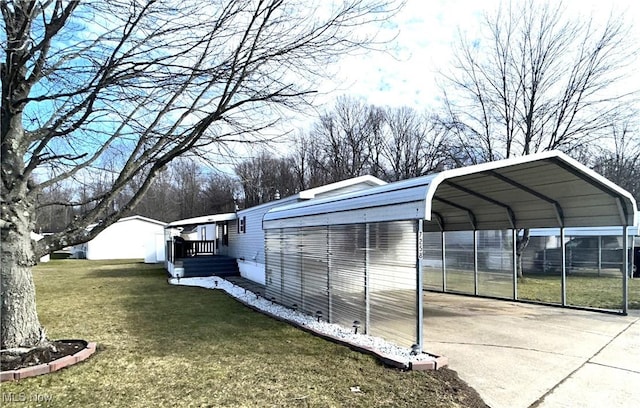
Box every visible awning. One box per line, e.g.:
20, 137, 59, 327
167, 212, 237, 228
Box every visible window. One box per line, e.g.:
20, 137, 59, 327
238, 216, 246, 234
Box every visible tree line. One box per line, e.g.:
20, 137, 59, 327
36, 94, 639, 230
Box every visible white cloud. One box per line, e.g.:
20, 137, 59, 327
314, 0, 640, 115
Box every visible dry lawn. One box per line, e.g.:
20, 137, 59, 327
1, 260, 487, 408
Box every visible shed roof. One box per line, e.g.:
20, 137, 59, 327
119, 215, 168, 226
87, 215, 168, 231
263, 151, 638, 231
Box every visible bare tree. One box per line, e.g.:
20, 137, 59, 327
235, 150, 297, 207
310, 96, 383, 182
291, 131, 332, 189
1, 0, 397, 350
439, 0, 639, 277
293, 100, 452, 186
172, 158, 207, 219
34, 182, 76, 233
441, 0, 638, 163
591, 121, 640, 202
373, 107, 449, 181
126, 168, 177, 223
201, 172, 240, 215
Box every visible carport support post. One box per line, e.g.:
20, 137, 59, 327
561, 227, 567, 306
416, 219, 424, 351
473, 230, 479, 296
597, 236, 602, 276
441, 231, 447, 292
512, 229, 517, 300
623, 226, 629, 314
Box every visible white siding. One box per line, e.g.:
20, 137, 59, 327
198, 224, 215, 241
228, 199, 296, 263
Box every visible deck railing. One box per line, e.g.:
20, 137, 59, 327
167, 239, 217, 262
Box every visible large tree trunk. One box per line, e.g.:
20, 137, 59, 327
1, 202, 46, 350
1, 108, 45, 349
1, 39, 46, 347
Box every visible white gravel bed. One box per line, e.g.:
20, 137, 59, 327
169, 276, 435, 365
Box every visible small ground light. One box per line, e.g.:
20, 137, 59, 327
410, 344, 421, 356
214, 280, 218, 287
353, 320, 361, 334
316, 310, 323, 322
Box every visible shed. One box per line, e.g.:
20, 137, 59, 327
262, 151, 638, 349
74, 215, 167, 261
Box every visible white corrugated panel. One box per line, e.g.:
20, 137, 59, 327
423, 231, 443, 290
280, 228, 302, 308
477, 230, 514, 298
233, 197, 298, 264
300, 227, 329, 318
329, 224, 367, 331
368, 221, 418, 347
265, 229, 283, 302
444, 231, 475, 294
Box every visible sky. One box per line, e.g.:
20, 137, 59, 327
311, 0, 640, 117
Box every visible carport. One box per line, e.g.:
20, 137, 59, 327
262, 151, 638, 350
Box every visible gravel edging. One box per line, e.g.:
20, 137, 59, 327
170, 276, 448, 371
0, 341, 97, 382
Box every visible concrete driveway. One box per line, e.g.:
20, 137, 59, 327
424, 293, 640, 408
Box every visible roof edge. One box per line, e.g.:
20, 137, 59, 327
298, 175, 387, 199
119, 215, 168, 226
167, 212, 237, 227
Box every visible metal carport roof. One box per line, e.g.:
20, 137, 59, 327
263, 151, 638, 231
